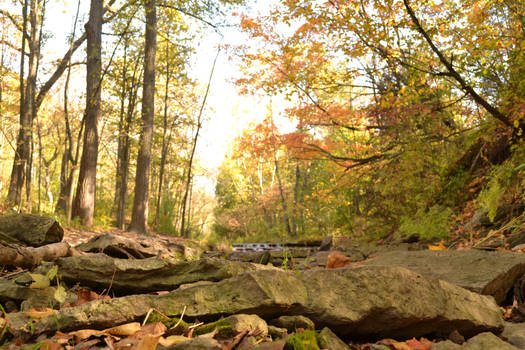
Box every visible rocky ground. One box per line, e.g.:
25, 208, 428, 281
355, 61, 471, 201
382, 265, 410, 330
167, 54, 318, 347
1, 213, 525, 349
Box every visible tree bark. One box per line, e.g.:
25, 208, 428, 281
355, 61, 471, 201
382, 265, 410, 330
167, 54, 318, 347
71, 0, 103, 226
129, 0, 156, 233
0, 242, 72, 268
155, 43, 171, 232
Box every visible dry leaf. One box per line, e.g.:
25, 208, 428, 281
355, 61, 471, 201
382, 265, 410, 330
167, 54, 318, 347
68, 329, 104, 342
140, 322, 167, 337
326, 251, 350, 269
23, 308, 56, 320
38, 340, 63, 350
428, 241, 447, 251
158, 335, 191, 347
104, 322, 142, 336
132, 334, 160, 350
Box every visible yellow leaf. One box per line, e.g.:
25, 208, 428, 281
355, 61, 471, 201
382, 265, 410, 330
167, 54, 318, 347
428, 241, 447, 251
104, 322, 142, 336
158, 335, 191, 347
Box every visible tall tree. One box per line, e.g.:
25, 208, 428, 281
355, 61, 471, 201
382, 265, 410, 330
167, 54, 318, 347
71, 0, 103, 226
129, 0, 157, 233
7, 0, 41, 209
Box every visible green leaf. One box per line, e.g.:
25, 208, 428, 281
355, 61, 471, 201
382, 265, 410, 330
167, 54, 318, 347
28, 273, 50, 289
46, 265, 58, 281
54, 285, 67, 304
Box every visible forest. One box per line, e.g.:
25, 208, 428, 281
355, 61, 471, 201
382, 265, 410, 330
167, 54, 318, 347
1, 0, 525, 349
0, 0, 523, 245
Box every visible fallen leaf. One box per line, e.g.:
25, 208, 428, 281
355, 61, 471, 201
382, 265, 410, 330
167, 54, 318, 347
38, 340, 63, 350
105, 322, 142, 336
68, 329, 105, 342
140, 322, 167, 336
28, 273, 50, 289
406, 337, 432, 350
158, 335, 191, 346
326, 251, 350, 269
76, 288, 111, 306
428, 241, 447, 251
23, 308, 56, 319
132, 334, 160, 350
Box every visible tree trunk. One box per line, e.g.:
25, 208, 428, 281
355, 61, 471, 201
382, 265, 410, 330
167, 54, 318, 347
274, 152, 292, 236
129, 0, 156, 233
155, 42, 173, 232
71, 0, 103, 226
56, 0, 82, 215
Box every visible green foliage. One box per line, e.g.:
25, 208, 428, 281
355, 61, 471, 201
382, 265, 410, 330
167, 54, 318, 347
284, 330, 321, 350
476, 143, 525, 222
399, 205, 452, 240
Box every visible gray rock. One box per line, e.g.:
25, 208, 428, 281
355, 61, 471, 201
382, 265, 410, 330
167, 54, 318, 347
55, 256, 279, 294
503, 322, 525, 349
432, 340, 462, 349
6, 266, 504, 340
316, 327, 350, 350
319, 236, 333, 251
0, 214, 63, 246
268, 325, 287, 339
465, 332, 519, 349
271, 315, 315, 331
194, 314, 268, 338
170, 337, 221, 349
363, 250, 525, 303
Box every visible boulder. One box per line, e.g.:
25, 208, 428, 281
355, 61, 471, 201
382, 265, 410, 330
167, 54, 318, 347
270, 315, 315, 331
0, 214, 63, 246
54, 256, 279, 294
268, 325, 287, 339
194, 314, 268, 338
464, 332, 519, 349
301, 266, 503, 339
6, 266, 504, 340
503, 322, 525, 349
363, 250, 525, 303
316, 327, 350, 350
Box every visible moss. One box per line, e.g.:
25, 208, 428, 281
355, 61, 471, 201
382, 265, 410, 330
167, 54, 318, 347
146, 311, 189, 330
284, 330, 321, 350
193, 319, 234, 338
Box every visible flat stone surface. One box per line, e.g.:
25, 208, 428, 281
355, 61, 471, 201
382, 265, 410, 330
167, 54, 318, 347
6, 266, 504, 340
363, 250, 525, 303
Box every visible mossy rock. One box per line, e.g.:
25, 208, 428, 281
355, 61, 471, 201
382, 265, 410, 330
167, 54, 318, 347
194, 314, 268, 339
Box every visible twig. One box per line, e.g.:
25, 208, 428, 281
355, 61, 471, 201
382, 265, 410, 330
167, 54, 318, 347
170, 305, 187, 330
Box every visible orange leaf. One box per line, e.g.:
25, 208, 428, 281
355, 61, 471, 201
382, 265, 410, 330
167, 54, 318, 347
326, 251, 350, 269
428, 241, 447, 251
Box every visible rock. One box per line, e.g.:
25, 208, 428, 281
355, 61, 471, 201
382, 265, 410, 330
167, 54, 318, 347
362, 250, 525, 304
6, 266, 504, 340
448, 329, 465, 344
0, 279, 54, 307
369, 344, 391, 350
302, 266, 503, 339
0, 214, 63, 247
237, 336, 258, 350
178, 281, 215, 290
194, 314, 268, 338
268, 325, 287, 339
503, 322, 525, 349
464, 332, 520, 349
319, 236, 333, 251
169, 337, 221, 349
316, 327, 350, 350
55, 256, 279, 294
431, 340, 462, 349
271, 315, 315, 331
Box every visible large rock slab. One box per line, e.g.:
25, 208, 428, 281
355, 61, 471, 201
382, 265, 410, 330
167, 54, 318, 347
363, 250, 525, 304
0, 214, 63, 246
74, 233, 199, 260
54, 256, 279, 294
6, 266, 503, 340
